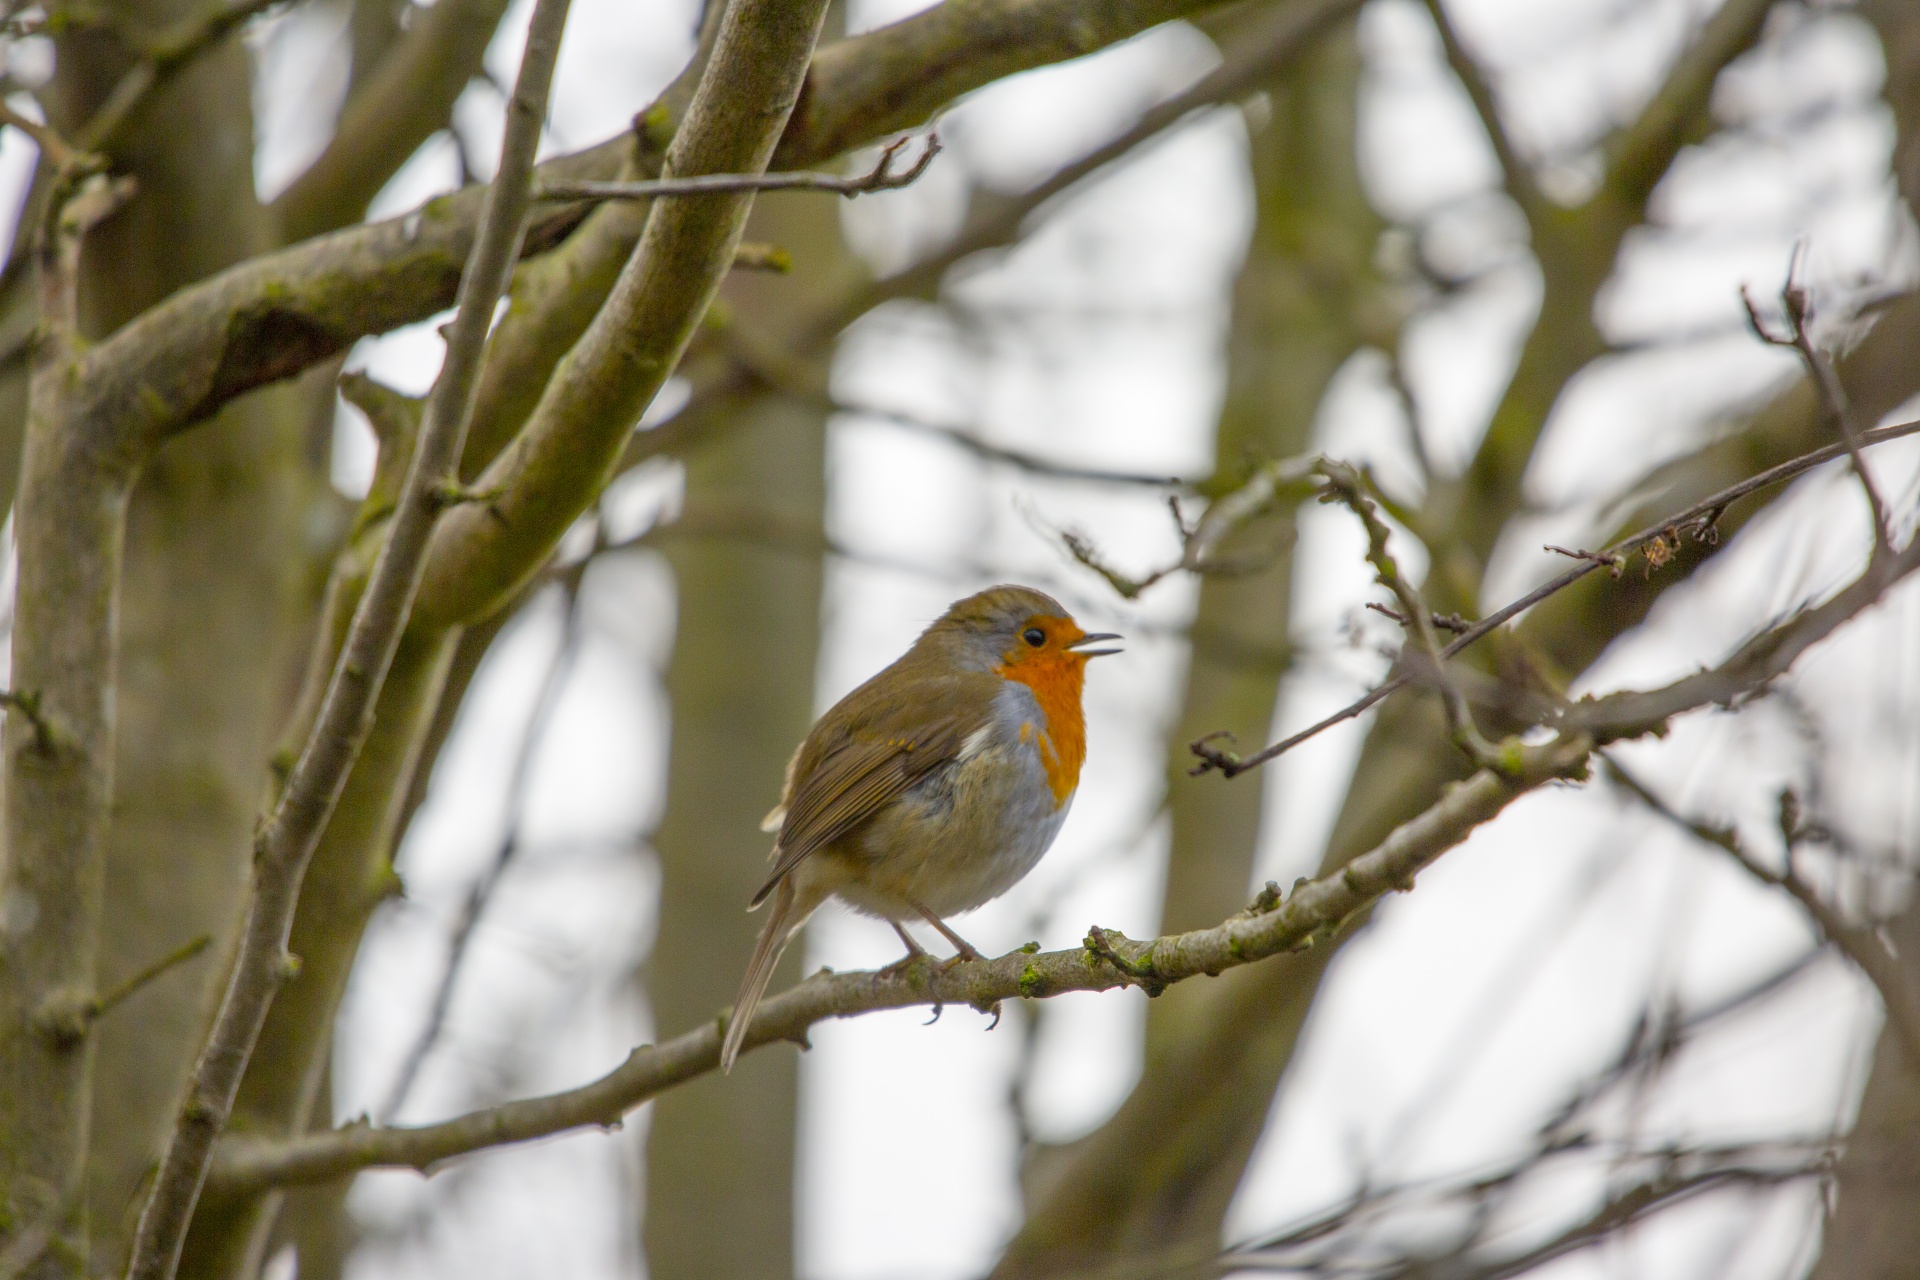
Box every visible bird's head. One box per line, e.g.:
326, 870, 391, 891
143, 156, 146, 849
917, 584, 1122, 677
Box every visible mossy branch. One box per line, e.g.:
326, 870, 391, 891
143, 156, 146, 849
64, 0, 1252, 464
206, 732, 1592, 1196
120, 3, 574, 1276
410, 0, 834, 628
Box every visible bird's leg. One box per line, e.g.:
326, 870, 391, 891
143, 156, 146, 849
909, 899, 986, 965
877, 920, 932, 977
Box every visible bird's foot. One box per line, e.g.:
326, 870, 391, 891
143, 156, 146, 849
879, 921, 933, 977
878, 951, 929, 978
937, 940, 985, 970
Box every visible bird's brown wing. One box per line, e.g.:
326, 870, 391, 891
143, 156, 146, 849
749, 674, 990, 907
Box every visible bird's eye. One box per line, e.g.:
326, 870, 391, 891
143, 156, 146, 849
1022, 627, 1046, 648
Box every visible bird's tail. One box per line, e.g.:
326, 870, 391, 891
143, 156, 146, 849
721, 874, 803, 1073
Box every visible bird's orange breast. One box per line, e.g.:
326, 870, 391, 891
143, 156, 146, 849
994, 654, 1087, 807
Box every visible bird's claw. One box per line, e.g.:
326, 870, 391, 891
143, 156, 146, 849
937, 944, 984, 971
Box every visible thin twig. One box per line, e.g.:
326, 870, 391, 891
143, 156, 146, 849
120, 2, 574, 1276
1054, 455, 1316, 599
1320, 460, 1502, 767
1419, 0, 1546, 225
1190, 416, 1920, 777
1741, 266, 1895, 558
91, 935, 213, 1023
1365, 601, 1472, 633
1544, 544, 1625, 575
1229, 1144, 1826, 1278
381, 578, 587, 1121
1605, 757, 1920, 1071
535, 133, 940, 203
36, 933, 216, 1048
838, 400, 1191, 488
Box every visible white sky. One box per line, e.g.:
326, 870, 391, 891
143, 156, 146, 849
12, 0, 1919, 1276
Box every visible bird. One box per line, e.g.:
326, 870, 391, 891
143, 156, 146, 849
719, 584, 1120, 1072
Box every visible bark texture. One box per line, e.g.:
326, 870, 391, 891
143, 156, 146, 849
20, 17, 325, 1276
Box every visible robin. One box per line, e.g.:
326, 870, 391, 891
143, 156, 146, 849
720, 584, 1121, 1071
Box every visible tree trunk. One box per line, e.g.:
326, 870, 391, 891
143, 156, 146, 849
1804, 7, 1920, 1275
1000, 16, 1382, 1273
31, 19, 331, 1275
644, 177, 857, 1280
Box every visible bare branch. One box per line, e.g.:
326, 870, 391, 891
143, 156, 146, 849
85, 935, 212, 1025
410, 0, 835, 630
1603, 0, 1776, 213
536, 133, 941, 202
1319, 459, 1503, 767
666, 0, 1360, 427
381, 580, 586, 1121
1742, 267, 1896, 557
1227, 1140, 1828, 1278
271, 0, 518, 241
838, 401, 1192, 487
774, 0, 1267, 169
1420, 0, 1547, 224
1054, 455, 1317, 600
0, 102, 93, 174
70, 0, 1255, 459
1191, 415, 1920, 777
205, 528, 1911, 1196
121, 3, 574, 1275
206, 734, 1594, 1196
1365, 601, 1471, 634
1606, 757, 1920, 1071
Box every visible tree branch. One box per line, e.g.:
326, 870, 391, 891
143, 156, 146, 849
120, 3, 573, 1275
1318, 460, 1503, 767
1567, 526, 1920, 744
1743, 272, 1896, 558
659, 0, 1359, 444
535, 132, 941, 202
1604, 758, 1920, 1072
1420, 0, 1547, 225
1602, 0, 1776, 214
204, 518, 1915, 1196
206, 733, 1595, 1196
1225, 1140, 1828, 1278
410, 0, 833, 629
0, 168, 135, 1265
1191, 416, 1920, 777
65, 0, 1254, 462
271, 0, 518, 242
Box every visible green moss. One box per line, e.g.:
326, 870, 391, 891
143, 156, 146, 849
1018, 964, 1045, 999
641, 101, 675, 152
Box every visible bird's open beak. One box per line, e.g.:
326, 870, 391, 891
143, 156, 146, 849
1069, 632, 1123, 658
